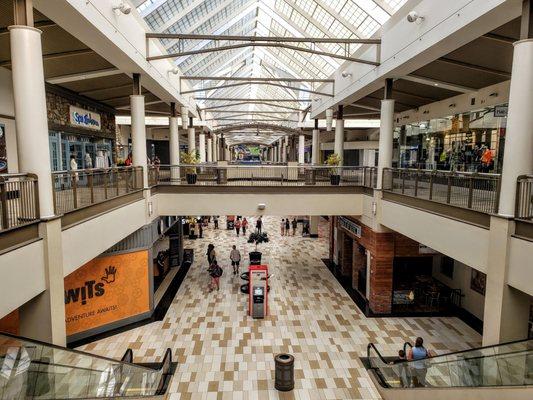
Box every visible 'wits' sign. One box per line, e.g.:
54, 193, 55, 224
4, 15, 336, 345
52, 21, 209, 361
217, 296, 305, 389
69, 105, 101, 131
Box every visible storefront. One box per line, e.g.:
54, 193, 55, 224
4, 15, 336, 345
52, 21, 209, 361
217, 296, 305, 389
46, 85, 116, 171
393, 103, 508, 173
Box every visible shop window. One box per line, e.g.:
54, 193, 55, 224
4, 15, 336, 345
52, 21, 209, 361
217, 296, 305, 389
440, 257, 454, 279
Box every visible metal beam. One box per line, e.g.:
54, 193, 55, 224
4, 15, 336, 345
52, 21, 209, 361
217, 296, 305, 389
481, 33, 517, 44
0, 20, 56, 35
79, 83, 132, 97
201, 102, 303, 111
437, 58, 511, 78
214, 118, 298, 122
196, 97, 311, 102
148, 43, 380, 65
183, 82, 333, 97
210, 110, 294, 114
147, 33, 380, 44
0, 48, 95, 67
402, 75, 475, 94
183, 76, 333, 83
46, 68, 122, 84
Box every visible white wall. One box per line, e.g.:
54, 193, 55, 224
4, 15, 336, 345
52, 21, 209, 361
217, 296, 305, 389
380, 200, 489, 272
0, 68, 18, 172
0, 241, 46, 317
432, 256, 485, 320
508, 237, 533, 296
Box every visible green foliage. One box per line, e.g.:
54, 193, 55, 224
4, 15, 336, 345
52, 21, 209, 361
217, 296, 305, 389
180, 151, 198, 174
326, 153, 341, 174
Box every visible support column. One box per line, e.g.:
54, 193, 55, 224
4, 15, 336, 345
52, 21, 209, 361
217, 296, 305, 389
498, 38, 533, 216
334, 105, 344, 165
368, 231, 394, 314
312, 119, 320, 165
377, 79, 395, 189
207, 136, 213, 163
130, 74, 148, 187
9, 24, 54, 218
225, 146, 230, 161
187, 117, 195, 155
213, 135, 218, 161
219, 135, 225, 161
169, 103, 180, 182
483, 216, 531, 345
198, 132, 206, 163
309, 216, 319, 238
298, 134, 305, 164
282, 136, 288, 163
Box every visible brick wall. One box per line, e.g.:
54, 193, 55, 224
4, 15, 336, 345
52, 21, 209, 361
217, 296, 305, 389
368, 232, 394, 314
0, 309, 19, 335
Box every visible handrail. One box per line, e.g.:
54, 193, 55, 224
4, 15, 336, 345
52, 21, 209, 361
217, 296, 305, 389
389, 167, 501, 178
402, 341, 412, 355
367, 342, 390, 366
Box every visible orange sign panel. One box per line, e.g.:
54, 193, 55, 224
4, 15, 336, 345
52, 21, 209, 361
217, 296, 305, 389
64, 250, 150, 336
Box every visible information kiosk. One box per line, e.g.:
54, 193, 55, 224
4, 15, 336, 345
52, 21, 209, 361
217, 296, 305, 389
248, 265, 268, 318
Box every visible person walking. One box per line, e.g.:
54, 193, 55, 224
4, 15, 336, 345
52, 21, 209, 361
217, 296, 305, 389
256, 216, 262, 233
230, 245, 241, 275
280, 219, 285, 236
235, 217, 241, 236
291, 218, 297, 236
208, 259, 223, 292
206, 244, 216, 265
84, 152, 93, 169
198, 218, 203, 238
213, 215, 219, 229
407, 337, 434, 387
285, 218, 290, 236
242, 217, 248, 236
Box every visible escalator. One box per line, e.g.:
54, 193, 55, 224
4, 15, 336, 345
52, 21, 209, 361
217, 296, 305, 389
363, 339, 533, 400
0, 332, 174, 399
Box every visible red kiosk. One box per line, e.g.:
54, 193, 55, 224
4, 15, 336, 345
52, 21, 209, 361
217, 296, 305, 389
248, 265, 268, 318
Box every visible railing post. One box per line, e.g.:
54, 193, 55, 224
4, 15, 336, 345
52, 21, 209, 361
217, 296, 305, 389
429, 172, 434, 200
446, 175, 452, 204
72, 171, 78, 209
0, 180, 8, 229
414, 171, 419, 197
32, 174, 40, 219
494, 175, 502, 214
467, 176, 474, 209
401, 171, 405, 194
116, 168, 120, 196
103, 170, 108, 200
88, 171, 94, 205
363, 167, 367, 187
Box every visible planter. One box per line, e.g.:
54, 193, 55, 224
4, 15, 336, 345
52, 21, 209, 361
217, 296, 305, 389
305, 169, 316, 185
249, 251, 262, 265
186, 173, 197, 184
330, 174, 341, 185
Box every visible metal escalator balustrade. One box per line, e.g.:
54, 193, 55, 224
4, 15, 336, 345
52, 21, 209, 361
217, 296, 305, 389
0, 333, 172, 399
366, 339, 533, 389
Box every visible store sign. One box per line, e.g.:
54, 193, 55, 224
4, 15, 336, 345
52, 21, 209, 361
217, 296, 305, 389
69, 106, 101, 131
494, 105, 508, 118
64, 250, 149, 336
339, 217, 361, 238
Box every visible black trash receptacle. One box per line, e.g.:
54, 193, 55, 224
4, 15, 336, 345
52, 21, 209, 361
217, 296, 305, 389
249, 251, 262, 265
274, 353, 294, 391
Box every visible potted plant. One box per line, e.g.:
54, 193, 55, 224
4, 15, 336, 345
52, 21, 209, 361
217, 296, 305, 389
180, 151, 198, 184
326, 153, 341, 185
247, 231, 269, 264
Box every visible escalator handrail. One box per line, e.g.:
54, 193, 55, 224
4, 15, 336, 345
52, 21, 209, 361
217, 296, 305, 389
155, 348, 173, 395
367, 343, 390, 366
403, 341, 412, 355
0, 331, 157, 372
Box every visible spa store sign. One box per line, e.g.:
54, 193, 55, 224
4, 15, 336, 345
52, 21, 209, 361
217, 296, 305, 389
69, 106, 101, 131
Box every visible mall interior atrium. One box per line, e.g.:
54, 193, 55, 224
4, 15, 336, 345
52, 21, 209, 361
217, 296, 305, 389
0, 0, 532, 399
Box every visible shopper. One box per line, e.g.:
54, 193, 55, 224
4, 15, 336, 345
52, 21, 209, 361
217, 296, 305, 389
84, 152, 93, 169
208, 259, 223, 292
235, 217, 241, 236
407, 337, 434, 387
242, 217, 248, 236
206, 244, 215, 265
280, 219, 285, 236
70, 155, 78, 182
291, 218, 297, 236
285, 218, 290, 236
198, 218, 203, 238
256, 216, 263, 233
213, 215, 219, 229
230, 245, 241, 275
390, 350, 409, 387
125, 153, 133, 166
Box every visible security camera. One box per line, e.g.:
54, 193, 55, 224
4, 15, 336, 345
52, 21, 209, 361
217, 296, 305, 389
169, 67, 180, 75
407, 11, 424, 24
113, 2, 132, 15
341, 71, 352, 78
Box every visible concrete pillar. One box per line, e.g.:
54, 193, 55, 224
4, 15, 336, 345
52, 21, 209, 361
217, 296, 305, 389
169, 105, 180, 182
282, 137, 288, 163
482, 216, 531, 345
498, 39, 533, 216
219, 136, 225, 161
298, 134, 305, 164
225, 146, 231, 161
309, 216, 319, 238
19, 218, 66, 345
334, 105, 344, 165
9, 25, 55, 218
312, 128, 320, 165
187, 118, 196, 155
131, 94, 148, 186
198, 132, 206, 163
377, 99, 395, 189
207, 137, 213, 163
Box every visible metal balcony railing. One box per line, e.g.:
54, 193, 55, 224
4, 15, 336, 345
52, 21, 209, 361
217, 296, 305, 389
0, 173, 39, 233
382, 168, 501, 214
52, 167, 143, 215
156, 164, 377, 187
516, 175, 533, 221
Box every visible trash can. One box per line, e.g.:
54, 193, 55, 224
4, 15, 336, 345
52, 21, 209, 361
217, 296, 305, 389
217, 168, 227, 184
249, 251, 262, 265
274, 353, 294, 391
305, 169, 316, 185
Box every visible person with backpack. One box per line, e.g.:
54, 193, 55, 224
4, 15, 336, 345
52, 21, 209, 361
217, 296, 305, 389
234, 217, 241, 236
230, 245, 241, 275
208, 260, 223, 292
242, 217, 248, 236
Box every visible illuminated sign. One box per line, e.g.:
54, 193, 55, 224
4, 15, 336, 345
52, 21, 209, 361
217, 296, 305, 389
69, 105, 101, 131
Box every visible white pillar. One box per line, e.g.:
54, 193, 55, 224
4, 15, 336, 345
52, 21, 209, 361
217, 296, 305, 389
188, 127, 196, 155
298, 134, 305, 164
198, 132, 206, 163
498, 39, 533, 216
334, 119, 344, 165
312, 129, 320, 165
131, 95, 148, 186
10, 26, 54, 218
169, 116, 180, 182
377, 99, 395, 189
309, 216, 319, 237
225, 146, 231, 161
207, 137, 213, 163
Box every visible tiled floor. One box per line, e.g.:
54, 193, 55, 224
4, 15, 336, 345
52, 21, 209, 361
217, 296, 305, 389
78, 216, 481, 399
